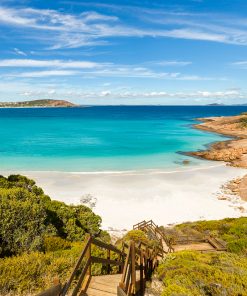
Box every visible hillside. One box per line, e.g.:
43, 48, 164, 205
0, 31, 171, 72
0, 99, 76, 108
0, 175, 246, 295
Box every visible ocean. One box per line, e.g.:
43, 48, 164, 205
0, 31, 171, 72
0, 105, 246, 172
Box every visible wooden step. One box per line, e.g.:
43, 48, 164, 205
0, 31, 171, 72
86, 274, 121, 296
88, 283, 116, 294
86, 287, 116, 296
208, 237, 226, 250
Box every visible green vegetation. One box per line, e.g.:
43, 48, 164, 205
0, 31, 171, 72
239, 116, 247, 128
0, 174, 102, 257
157, 251, 247, 296
1, 175, 247, 295
0, 174, 108, 295
155, 217, 247, 296
122, 229, 150, 244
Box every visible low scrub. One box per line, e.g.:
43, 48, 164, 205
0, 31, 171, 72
157, 251, 247, 296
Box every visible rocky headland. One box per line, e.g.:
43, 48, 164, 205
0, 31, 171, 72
189, 113, 247, 202
190, 114, 247, 168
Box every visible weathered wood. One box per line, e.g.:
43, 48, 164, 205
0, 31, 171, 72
117, 286, 128, 296
91, 256, 123, 266
61, 234, 91, 296
130, 242, 136, 294
139, 250, 144, 295
38, 220, 167, 296
92, 237, 123, 254
71, 258, 91, 296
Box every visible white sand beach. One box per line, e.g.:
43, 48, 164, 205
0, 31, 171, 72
3, 162, 247, 230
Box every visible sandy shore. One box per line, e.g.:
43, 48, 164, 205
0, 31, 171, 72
2, 163, 247, 230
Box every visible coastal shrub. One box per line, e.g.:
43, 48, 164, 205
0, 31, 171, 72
0, 189, 46, 257
43, 236, 71, 252
123, 230, 149, 244
227, 238, 247, 254
240, 117, 247, 127
157, 251, 247, 296
0, 175, 102, 256
0, 240, 120, 295
0, 242, 83, 295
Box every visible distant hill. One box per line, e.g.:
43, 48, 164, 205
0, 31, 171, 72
0, 99, 76, 108
207, 103, 225, 106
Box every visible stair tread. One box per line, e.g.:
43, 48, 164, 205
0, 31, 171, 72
86, 287, 116, 296
89, 282, 117, 293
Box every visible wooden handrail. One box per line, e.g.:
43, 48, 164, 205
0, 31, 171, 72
60, 234, 125, 296
61, 234, 91, 296
37, 220, 166, 296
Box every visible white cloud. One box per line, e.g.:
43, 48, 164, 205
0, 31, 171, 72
100, 90, 111, 96
0, 59, 99, 68
152, 60, 192, 66
13, 48, 27, 56
18, 88, 244, 100
232, 61, 247, 68
11, 70, 78, 78
0, 59, 221, 80
0, 5, 247, 49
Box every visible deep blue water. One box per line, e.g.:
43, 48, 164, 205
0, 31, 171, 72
0, 105, 246, 171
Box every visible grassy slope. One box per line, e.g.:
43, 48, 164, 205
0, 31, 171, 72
155, 217, 247, 296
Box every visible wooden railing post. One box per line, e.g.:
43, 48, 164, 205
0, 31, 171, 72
87, 237, 91, 277
140, 250, 144, 296
130, 241, 136, 295
107, 249, 111, 274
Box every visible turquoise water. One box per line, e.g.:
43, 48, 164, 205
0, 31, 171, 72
0, 106, 246, 172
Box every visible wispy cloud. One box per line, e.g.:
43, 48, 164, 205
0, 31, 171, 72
149, 60, 192, 67
231, 61, 247, 69
1, 5, 247, 50
0, 59, 100, 68
13, 48, 27, 56
0, 59, 221, 80
9, 70, 78, 77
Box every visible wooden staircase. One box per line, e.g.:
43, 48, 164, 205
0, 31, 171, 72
37, 220, 166, 296
37, 220, 226, 296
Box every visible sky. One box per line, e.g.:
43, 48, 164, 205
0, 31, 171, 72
0, 0, 247, 105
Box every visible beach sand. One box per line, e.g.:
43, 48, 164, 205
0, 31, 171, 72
3, 162, 247, 230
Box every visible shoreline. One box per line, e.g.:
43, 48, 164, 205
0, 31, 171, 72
1, 112, 247, 229
2, 163, 246, 230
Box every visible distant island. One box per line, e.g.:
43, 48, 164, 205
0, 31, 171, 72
207, 103, 225, 106
0, 99, 76, 108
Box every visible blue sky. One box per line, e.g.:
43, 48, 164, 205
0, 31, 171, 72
0, 0, 247, 105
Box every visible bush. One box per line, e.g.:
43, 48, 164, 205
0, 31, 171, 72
123, 230, 149, 244
43, 237, 71, 252
0, 243, 83, 295
0, 175, 102, 256
0, 189, 46, 256
240, 117, 247, 128
157, 251, 247, 296
227, 238, 247, 255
